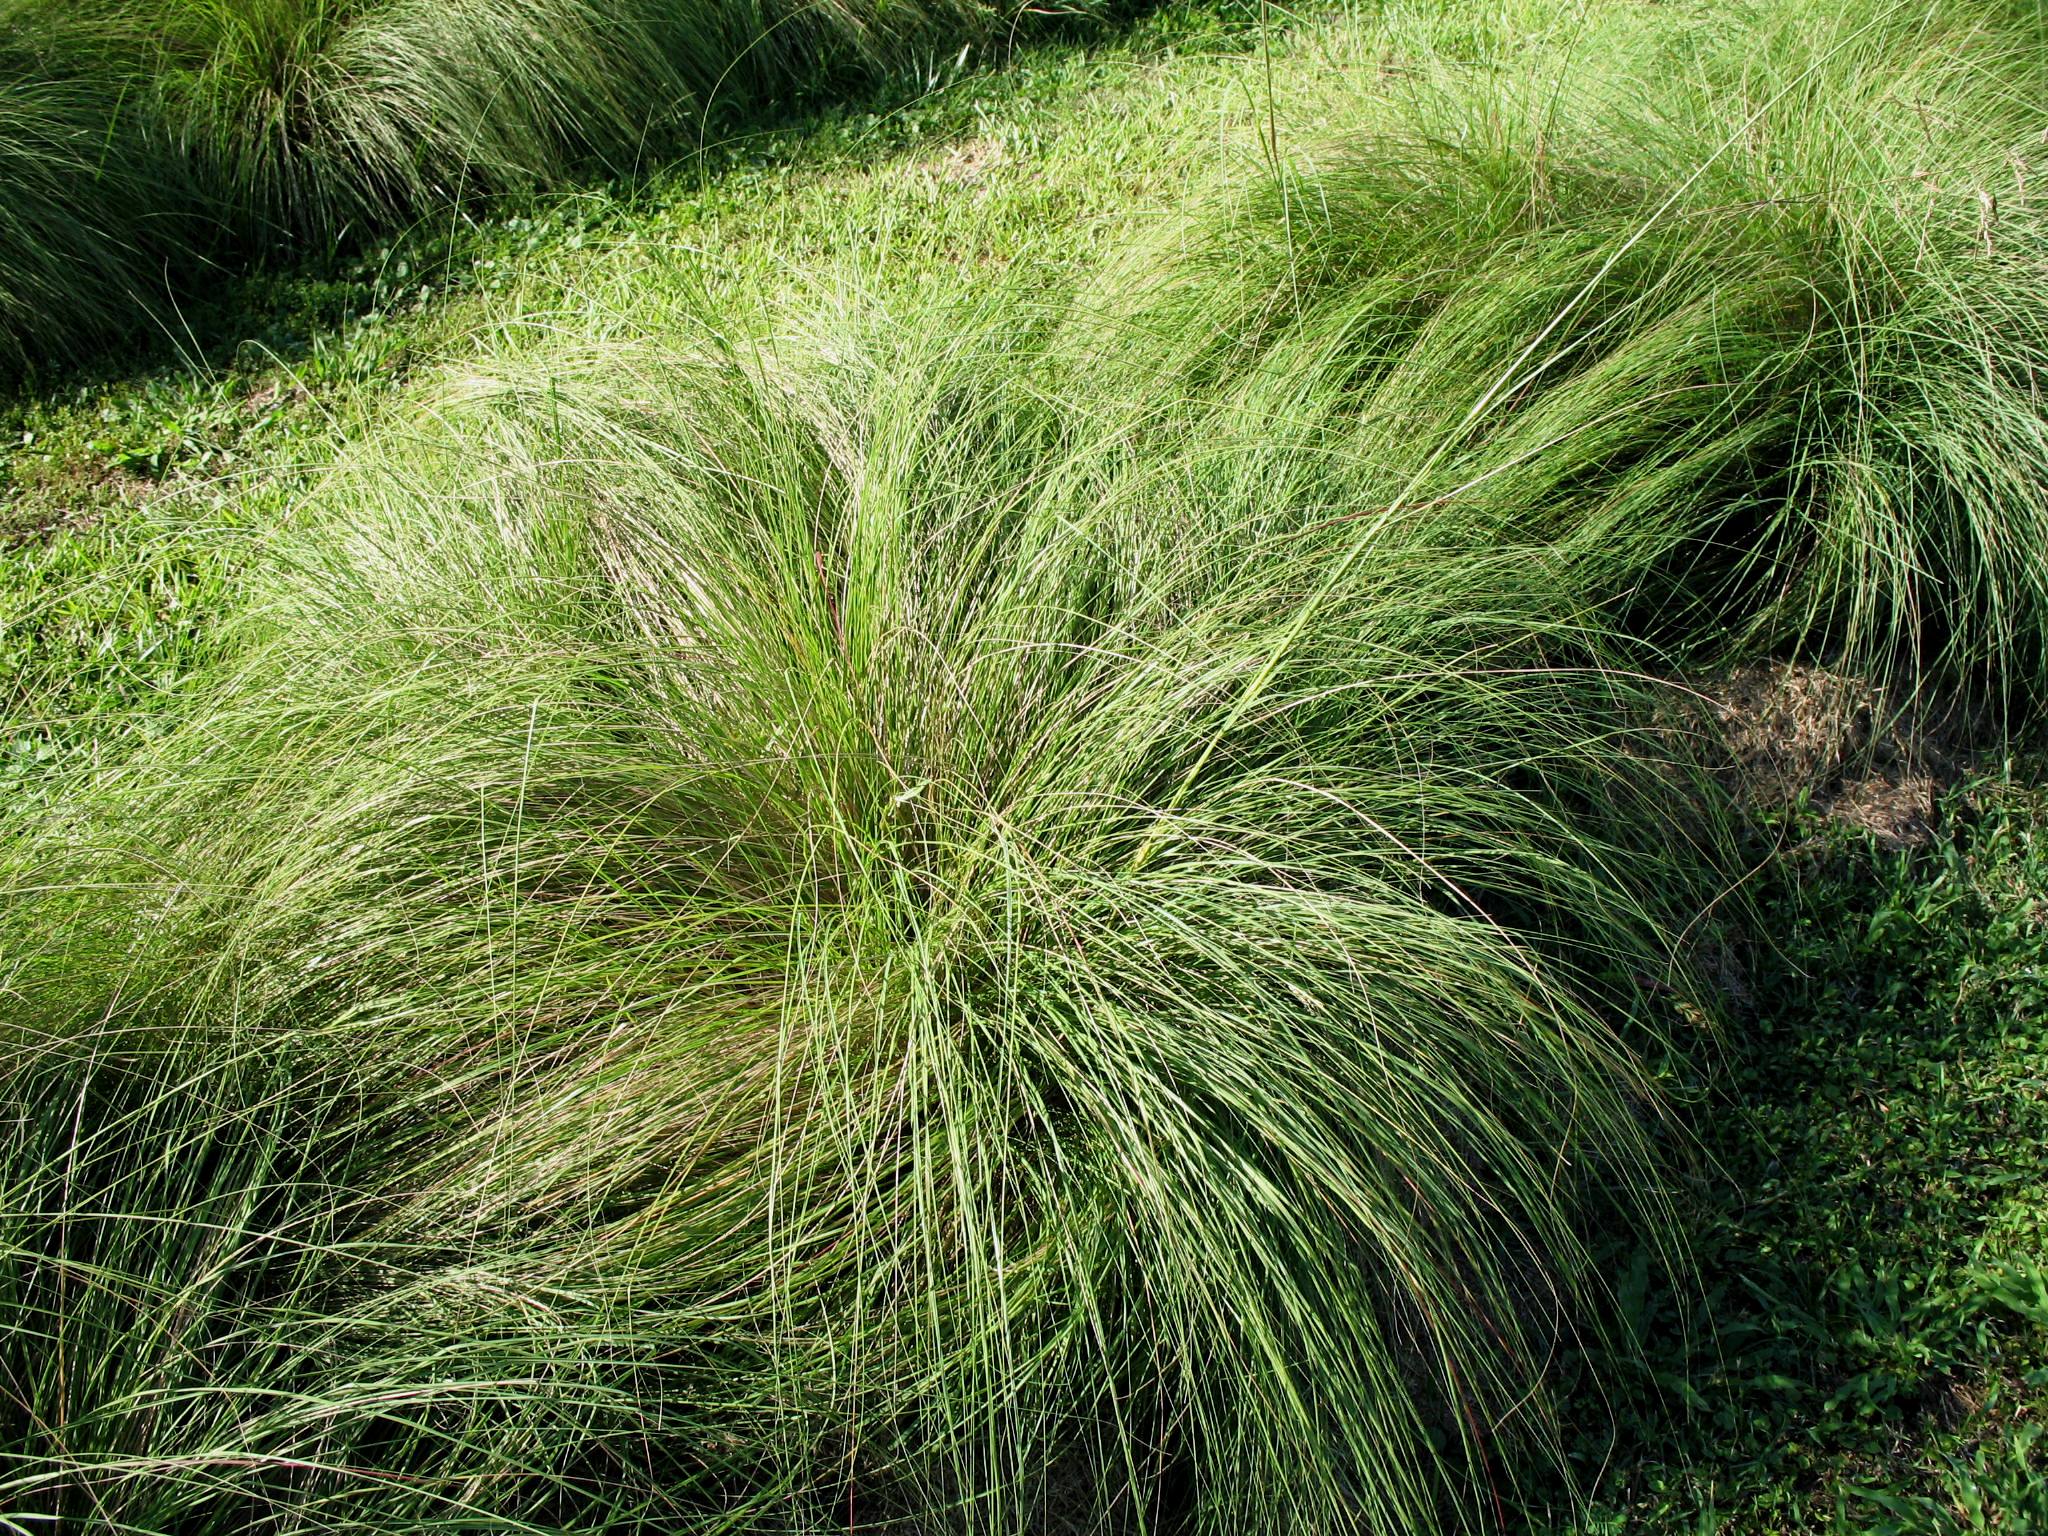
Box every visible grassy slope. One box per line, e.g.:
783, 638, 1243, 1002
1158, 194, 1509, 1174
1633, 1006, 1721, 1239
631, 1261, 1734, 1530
0, 0, 1293, 786
5, 0, 2048, 1527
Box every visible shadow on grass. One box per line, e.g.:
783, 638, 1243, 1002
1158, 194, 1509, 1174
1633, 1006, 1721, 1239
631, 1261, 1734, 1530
1536, 777, 2048, 1534
0, 0, 1269, 401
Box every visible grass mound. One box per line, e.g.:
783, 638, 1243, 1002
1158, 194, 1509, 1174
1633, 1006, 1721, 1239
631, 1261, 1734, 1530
0, 296, 1728, 1530
0, 0, 1116, 367
0, 22, 205, 368
97, 0, 709, 240
1094, 0, 2048, 702
73, 0, 1041, 238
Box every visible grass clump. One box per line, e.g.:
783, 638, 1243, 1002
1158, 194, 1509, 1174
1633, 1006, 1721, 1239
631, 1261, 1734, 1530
1095, 0, 2048, 703
0, 0, 1124, 366
0, 292, 1730, 1530
0, 19, 205, 369
103, 0, 709, 240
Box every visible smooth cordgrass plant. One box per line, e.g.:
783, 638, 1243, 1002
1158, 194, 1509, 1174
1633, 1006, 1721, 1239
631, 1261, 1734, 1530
1090, 0, 2048, 705
0, 288, 1731, 1531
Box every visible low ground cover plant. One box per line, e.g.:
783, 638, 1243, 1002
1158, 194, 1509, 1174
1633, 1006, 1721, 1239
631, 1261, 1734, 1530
1530, 780, 2048, 1532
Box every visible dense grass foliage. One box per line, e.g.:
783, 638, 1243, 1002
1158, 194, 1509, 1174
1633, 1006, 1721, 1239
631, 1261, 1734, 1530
10, 0, 2048, 1527
0, 0, 1119, 368
1098, 0, 2048, 700
0, 300, 1733, 1530
65, 0, 1048, 234
91, 0, 706, 238
0, 20, 207, 368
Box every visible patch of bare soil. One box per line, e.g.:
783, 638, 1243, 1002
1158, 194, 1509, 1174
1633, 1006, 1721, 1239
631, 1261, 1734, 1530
927, 136, 1008, 185
1697, 662, 1989, 847
243, 377, 310, 415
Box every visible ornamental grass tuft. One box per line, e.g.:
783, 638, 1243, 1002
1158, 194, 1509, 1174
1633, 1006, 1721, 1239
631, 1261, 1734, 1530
0, 17, 206, 368
0, 0, 1114, 364
1094, 0, 2048, 703
0, 294, 1728, 1531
